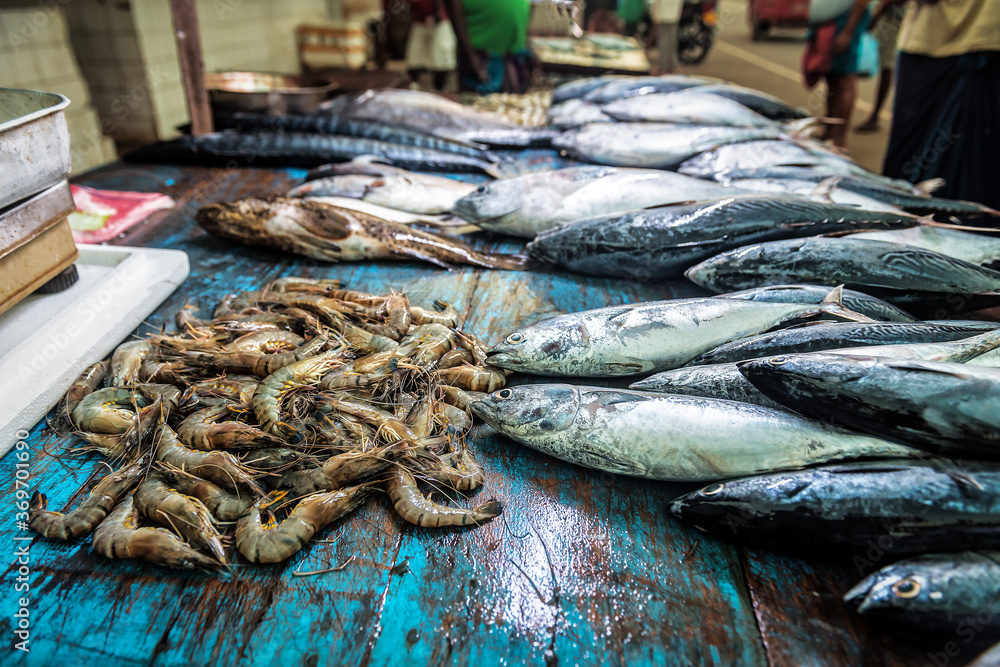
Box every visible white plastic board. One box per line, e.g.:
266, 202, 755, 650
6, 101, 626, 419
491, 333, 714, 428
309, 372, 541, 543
0, 244, 189, 455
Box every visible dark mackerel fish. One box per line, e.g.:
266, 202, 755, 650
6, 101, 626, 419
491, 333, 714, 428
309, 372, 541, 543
845, 551, 1000, 639
687, 237, 1000, 313
739, 353, 1000, 459
689, 320, 1000, 366
125, 130, 501, 175
526, 196, 922, 280
671, 460, 1000, 555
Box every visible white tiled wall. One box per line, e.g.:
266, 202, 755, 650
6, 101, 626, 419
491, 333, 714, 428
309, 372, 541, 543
131, 0, 335, 139
0, 6, 117, 173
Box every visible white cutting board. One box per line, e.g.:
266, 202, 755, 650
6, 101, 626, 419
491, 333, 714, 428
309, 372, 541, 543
0, 245, 189, 456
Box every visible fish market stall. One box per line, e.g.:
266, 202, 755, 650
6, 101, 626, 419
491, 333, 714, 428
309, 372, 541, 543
5, 74, 1000, 667
530, 34, 652, 75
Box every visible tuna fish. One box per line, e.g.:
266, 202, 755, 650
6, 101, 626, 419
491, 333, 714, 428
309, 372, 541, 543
845, 551, 1000, 637
686, 237, 1000, 300
602, 92, 778, 127
738, 353, 1000, 458
553, 123, 783, 169
470, 385, 918, 482
452, 166, 745, 239
672, 460, 1000, 554
485, 287, 868, 377
526, 196, 921, 279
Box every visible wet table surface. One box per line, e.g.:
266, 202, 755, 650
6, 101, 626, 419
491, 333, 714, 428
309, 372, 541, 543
0, 159, 958, 667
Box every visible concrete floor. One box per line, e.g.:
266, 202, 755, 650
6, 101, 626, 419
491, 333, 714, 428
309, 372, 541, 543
679, 0, 893, 172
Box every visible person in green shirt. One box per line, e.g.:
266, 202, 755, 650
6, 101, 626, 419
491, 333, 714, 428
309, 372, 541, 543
619, 0, 649, 37
443, 0, 534, 93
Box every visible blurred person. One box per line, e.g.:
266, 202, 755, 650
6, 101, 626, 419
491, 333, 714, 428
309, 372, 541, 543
619, 0, 649, 37
405, 0, 457, 91
856, 0, 907, 132
882, 0, 1000, 208
443, 0, 533, 94
650, 0, 685, 74
802, 0, 872, 148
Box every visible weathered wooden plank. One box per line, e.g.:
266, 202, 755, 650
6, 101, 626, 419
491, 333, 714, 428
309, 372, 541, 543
363, 266, 765, 666
741, 548, 976, 667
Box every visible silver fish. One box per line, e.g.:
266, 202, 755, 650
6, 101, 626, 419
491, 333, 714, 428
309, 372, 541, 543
319, 89, 556, 147
287, 163, 476, 215
582, 74, 721, 104
551, 75, 629, 104
602, 92, 777, 127
452, 166, 745, 239
546, 99, 614, 130
688, 83, 808, 121
687, 237, 1000, 296
553, 123, 783, 169
470, 384, 918, 482
485, 287, 863, 377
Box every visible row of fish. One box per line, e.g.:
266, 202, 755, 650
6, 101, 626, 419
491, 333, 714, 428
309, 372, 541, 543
466, 281, 1000, 645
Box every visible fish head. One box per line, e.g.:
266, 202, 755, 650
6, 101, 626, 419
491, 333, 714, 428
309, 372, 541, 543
669, 478, 772, 535
470, 384, 580, 439
737, 353, 878, 403
196, 199, 278, 239
452, 180, 523, 223
486, 316, 591, 375
844, 564, 935, 621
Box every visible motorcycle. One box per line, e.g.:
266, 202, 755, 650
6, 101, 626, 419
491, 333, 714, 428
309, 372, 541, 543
678, 0, 718, 65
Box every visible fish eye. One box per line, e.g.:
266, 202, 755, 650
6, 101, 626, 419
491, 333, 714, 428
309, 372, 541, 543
701, 483, 725, 496
476, 185, 486, 193
506, 332, 525, 344
496, 388, 513, 400
892, 578, 921, 598
769, 356, 789, 366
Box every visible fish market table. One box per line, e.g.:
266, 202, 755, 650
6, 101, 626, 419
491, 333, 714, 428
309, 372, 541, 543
2, 162, 937, 667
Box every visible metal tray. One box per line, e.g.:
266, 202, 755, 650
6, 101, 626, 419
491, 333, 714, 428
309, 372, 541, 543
0, 88, 72, 210
0, 180, 75, 260
205, 71, 338, 115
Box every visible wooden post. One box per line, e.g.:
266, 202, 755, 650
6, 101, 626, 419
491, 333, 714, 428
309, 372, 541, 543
169, 0, 213, 135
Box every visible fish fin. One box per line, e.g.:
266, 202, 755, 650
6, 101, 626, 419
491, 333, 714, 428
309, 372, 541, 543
818, 285, 876, 322
916, 177, 945, 195
809, 177, 841, 202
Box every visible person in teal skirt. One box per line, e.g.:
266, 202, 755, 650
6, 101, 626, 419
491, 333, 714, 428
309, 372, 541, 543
803, 0, 872, 148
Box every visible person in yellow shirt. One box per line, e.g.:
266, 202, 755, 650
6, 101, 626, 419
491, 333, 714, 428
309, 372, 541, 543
882, 0, 1000, 209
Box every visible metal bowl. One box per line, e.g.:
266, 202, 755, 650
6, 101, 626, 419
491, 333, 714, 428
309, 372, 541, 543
205, 72, 338, 115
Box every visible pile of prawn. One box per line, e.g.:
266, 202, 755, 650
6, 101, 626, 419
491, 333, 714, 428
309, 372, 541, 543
29, 277, 508, 569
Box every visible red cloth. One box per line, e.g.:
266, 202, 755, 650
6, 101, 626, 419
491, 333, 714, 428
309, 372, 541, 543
802, 21, 837, 88
409, 0, 445, 22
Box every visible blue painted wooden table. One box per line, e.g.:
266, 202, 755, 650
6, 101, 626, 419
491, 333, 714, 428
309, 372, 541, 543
1, 160, 945, 666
